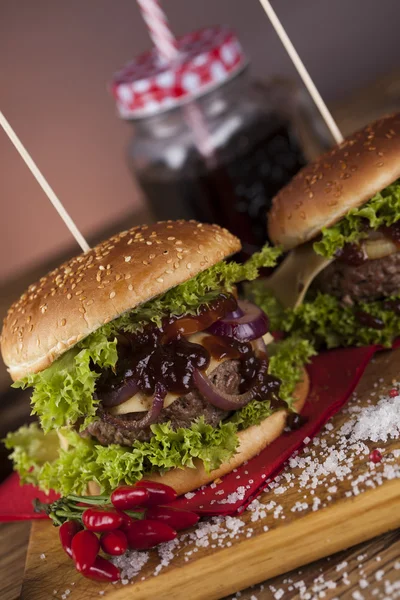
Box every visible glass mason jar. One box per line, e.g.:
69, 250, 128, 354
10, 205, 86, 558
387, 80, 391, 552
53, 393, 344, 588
112, 27, 329, 256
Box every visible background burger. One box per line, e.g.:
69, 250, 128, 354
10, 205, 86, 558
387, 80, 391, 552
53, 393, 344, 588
3, 220, 312, 497
250, 113, 400, 350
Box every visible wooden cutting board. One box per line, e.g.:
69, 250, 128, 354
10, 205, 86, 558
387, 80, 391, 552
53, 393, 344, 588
20, 348, 400, 600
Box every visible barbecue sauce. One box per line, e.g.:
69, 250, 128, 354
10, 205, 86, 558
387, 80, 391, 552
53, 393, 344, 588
335, 243, 367, 266
286, 413, 308, 431
355, 310, 385, 330
383, 298, 400, 315
335, 223, 400, 267
97, 293, 282, 408
380, 223, 400, 247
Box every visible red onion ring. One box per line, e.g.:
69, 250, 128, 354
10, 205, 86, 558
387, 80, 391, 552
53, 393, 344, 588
100, 383, 167, 430
193, 339, 270, 411
100, 378, 139, 408
207, 300, 269, 342
192, 369, 258, 411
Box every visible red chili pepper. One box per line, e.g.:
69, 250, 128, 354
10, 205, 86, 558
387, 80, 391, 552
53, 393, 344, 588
82, 508, 123, 532
389, 388, 398, 398
125, 519, 177, 550
116, 509, 135, 534
145, 506, 200, 531
100, 529, 128, 556
59, 520, 83, 559
369, 449, 383, 463
135, 480, 177, 506
111, 485, 150, 510
71, 529, 100, 572
82, 556, 121, 582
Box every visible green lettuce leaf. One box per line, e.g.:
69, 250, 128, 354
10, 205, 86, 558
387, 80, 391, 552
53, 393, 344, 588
267, 336, 316, 406
230, 400, 273, 429
313, 180, 400, 258
248, 281, 400, 349
5, 419, 239, 495
283, 293, 400, 348
246, 282, 287, 333
4, 424, 60, 486
14, 246, 281, 433
13, 334, 118, 433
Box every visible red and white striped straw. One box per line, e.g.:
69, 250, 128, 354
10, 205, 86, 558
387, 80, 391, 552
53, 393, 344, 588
136, 0, 178, 62
136, 0, 215, 160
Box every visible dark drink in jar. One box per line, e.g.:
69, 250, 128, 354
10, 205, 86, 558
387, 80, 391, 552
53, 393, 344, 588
111, 26, 308, 255
136, 113, 305, 256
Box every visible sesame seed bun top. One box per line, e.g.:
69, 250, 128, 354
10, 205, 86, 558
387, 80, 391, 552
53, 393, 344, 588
1, 220, 241, 382
268, 113, 400, 250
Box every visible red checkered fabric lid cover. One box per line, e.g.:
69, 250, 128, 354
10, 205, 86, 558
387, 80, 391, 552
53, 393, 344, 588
111, 26, 247, 119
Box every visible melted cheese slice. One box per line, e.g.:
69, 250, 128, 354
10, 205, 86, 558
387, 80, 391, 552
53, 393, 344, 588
262, 242, 333, 309
109, 331, 274, 415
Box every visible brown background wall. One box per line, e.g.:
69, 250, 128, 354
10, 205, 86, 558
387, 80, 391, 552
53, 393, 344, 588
1, 0, 399, 283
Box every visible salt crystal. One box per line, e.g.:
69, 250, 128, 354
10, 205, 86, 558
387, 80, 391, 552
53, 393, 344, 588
345, 396, 400, 443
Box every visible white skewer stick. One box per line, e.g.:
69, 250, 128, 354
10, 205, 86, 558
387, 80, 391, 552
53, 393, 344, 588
258, 0, 344, 145
0, 111, 90, 253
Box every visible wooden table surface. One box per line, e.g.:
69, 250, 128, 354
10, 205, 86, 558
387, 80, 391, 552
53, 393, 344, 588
2, 521, 399, 600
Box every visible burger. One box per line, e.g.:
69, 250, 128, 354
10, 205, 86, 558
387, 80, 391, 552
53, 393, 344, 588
250, 113, 400, 349
3, 220, 312, 497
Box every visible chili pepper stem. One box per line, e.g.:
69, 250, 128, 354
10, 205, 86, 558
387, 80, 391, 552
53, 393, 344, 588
67, 494, 109, 505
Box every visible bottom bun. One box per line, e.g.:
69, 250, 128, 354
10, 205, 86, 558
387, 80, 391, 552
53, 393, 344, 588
87, 368, 309, 497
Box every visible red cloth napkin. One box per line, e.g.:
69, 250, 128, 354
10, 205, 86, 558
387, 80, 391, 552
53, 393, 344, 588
0, 345, 378, 520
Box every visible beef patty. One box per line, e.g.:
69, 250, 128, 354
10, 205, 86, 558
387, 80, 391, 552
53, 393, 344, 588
86, 359, 241, 446
314, 252, 400, 303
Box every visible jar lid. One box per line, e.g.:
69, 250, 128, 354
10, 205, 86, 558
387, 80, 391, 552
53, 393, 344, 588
111, 26, 247, 119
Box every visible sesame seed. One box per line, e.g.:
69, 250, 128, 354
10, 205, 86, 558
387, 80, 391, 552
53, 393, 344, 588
125, 256, 131, 262
128, 284, 133, 291
146, 241, 152, 246
156, 277, 164, 283
168, 237, 175, 241
186, 263, 192, 269
109, 291, 116, 299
